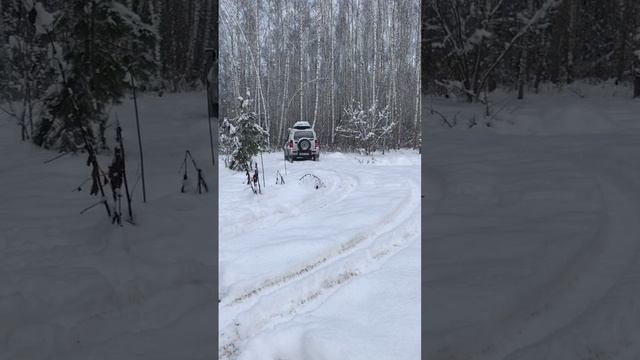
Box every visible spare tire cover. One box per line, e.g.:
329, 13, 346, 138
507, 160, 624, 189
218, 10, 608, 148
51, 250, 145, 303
298, 139, 311, 151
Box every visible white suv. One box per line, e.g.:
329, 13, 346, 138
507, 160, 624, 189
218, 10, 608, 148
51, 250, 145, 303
283, 121, 320, 162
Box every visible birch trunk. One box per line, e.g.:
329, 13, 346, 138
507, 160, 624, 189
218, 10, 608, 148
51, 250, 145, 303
413, 10, 421, 149
372, 0, 377, 107
330, 0, 335, 146
517, 0, 534, 100
279, 38, 291, 143
255, 0, 261, 128
299, 1, 304, 121
566, 0, 578, 84
615, 0, 630, 84
149, 0, 162, 66
187, 0, 201, 79
202, 0, 213, 75
312, 5, 322, 128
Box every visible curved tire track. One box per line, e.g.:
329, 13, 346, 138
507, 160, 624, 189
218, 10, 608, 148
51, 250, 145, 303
219, 169, 358, 241
221, 179, 416, 309
219, 174, 420, 360
464, 147, 640, 360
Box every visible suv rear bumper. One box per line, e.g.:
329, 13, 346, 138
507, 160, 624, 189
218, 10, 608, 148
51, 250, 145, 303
288, 149, 319, 159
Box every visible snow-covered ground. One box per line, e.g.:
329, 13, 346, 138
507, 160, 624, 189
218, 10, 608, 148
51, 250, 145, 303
423, 83, 640, 359
0, 92, 217, 359
219, 151, 421, 359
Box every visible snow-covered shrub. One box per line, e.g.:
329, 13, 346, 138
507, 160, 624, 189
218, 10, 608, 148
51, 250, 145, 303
336, 102, 395, 155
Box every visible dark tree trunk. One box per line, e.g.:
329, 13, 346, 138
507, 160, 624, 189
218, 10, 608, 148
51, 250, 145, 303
634, 68, 640, 98
615, 0, 630, 84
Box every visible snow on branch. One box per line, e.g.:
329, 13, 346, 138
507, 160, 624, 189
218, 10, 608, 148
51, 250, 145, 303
336, 102, 395, 155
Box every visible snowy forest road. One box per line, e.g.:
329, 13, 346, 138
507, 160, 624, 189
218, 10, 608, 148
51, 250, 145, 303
219, 151, 421, 360
424, 131, 640, 360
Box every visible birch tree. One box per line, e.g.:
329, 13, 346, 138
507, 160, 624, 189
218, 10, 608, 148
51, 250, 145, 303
219, 0, 421, 151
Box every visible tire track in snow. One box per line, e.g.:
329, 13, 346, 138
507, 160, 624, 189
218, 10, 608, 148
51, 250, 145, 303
219, 177, 420, 360
220, 216, 419, 360
496, 150, 640, 360
220, 174, 416, 308
219, 169, 357, 241
467, 147, 640, 360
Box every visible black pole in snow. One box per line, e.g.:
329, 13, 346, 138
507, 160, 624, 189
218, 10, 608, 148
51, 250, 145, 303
116, 121, 134, 222
130, 71, 147, 203
205, 48, 216, 167
260, 152, 266, 188
207, 89, 215, 167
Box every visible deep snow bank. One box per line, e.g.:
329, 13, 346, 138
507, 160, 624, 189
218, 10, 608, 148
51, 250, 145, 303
423, 83, 640, 359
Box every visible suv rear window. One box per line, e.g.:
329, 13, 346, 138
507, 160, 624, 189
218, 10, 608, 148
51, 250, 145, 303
293, 130, 314, 140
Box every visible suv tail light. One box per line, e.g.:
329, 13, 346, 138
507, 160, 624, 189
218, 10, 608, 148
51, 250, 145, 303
315, 140, 320, 149
288, 140, 294, 148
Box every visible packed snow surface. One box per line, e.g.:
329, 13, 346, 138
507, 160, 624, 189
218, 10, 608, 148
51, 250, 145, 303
0, 92, 216, 359
423, 83, 640, 359
219, 151, 421, 359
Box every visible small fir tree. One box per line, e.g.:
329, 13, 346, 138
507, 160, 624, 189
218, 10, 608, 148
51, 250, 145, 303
32, 0, 157, 152
220, 96, 268, 171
